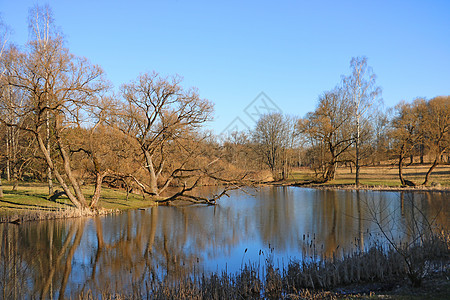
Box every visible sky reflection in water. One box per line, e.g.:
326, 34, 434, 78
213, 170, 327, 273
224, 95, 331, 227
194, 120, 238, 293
1, 187, 448, 298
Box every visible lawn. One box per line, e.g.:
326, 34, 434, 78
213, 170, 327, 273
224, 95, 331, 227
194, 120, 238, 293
288, 163, 450, 187
0, 181, 156, 220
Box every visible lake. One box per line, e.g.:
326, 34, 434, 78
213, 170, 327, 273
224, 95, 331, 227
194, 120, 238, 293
1, 187, 448, 298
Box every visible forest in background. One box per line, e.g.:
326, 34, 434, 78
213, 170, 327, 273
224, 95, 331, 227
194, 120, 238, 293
0, 6, 449, 210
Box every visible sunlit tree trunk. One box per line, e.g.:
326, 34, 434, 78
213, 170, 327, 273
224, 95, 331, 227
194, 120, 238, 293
36, 133, 85, 209
355, 116, 361, 185
143, 149, 159, 195
90, 171, 108, 209
5, 128, 10, 182
46, 89, 53, 195
398, 153, 405, 186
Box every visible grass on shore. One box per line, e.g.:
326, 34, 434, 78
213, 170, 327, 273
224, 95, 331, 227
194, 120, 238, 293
287, 163, 450, 188
0, 181, 156, 221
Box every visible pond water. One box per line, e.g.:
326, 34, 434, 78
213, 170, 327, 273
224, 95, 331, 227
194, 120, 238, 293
1, 187, 448, 298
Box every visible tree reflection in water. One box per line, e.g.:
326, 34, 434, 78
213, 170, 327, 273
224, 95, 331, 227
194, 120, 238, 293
0, 187, 447, 298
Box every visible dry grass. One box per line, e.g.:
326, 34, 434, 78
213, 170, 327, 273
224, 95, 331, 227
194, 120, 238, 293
0, 181, 155, 222
288, 164, 450, 188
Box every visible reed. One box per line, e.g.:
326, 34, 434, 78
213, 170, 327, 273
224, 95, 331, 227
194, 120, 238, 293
0, 207, 115, 223
72, 230, 449, 299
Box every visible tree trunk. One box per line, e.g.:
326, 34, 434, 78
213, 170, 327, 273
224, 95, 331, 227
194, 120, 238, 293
143, 149, 159, 195
355, 117, 361, 186
46, 97, 53, 195
0, 177, 3, 198
12, 166, 18, 191
56, 136, 87, 208
6, 128, 10, 182
90, 171, 108, 209
325, 160, 336, 182
398, 153, 405, 186
36, 133, 85, 209
420, 144, 424, 164
422, 157, 439, 186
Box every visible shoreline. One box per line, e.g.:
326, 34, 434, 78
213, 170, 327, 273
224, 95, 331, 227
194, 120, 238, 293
1, 181, 449, 224
0, 207, 119, 224
266, 180, 450, 193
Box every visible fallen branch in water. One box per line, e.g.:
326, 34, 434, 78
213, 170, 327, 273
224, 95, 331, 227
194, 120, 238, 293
155, 172, 253, 205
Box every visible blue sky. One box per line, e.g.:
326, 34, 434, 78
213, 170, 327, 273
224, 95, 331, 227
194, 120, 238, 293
1, 0, 449, 134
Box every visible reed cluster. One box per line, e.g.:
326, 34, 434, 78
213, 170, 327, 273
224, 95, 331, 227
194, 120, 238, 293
0, 207, 115, 224
77, 231, 449, 299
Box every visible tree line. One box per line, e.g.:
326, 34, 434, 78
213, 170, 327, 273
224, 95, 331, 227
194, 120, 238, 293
222, 58, 448, 186
0, 6, 244, 208
0, 6, 449, 210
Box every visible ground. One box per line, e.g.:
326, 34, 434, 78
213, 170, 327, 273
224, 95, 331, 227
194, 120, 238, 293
0, 181, 156, 222
287, 163, 450, 188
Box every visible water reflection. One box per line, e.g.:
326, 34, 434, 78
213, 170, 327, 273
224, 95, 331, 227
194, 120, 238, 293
0, 187, 448, 298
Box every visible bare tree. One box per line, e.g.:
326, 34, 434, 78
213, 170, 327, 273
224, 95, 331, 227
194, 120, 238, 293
390, 99, 426, 186
0, 6, 107, 209
298, 88, 353, 181
0, 15, 11, 198
421, 96, 450, 185
253, 113, 298, 180
389, 97, 449, 186
342, 57, 382, 185
28, 4, 56, 195
114, 72, 223, 201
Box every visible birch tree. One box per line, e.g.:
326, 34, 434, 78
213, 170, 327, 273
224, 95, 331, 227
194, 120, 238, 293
342, 56, 381, 185
0, 16, 9, 198
28, 4, 56, 195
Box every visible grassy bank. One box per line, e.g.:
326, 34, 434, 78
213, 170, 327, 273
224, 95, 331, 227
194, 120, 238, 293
0, 181, 156, 222
286, 164, 450, 189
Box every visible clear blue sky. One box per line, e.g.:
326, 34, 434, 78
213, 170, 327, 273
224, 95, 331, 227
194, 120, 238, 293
1, 0, 449, 134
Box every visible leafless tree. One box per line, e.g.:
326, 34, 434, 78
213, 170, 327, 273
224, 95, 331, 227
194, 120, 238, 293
253, 113, 299, 180
342, 56, 382, 185
298, 88, 353, 181
0, 5, 107, 209
0, 15, 11, 198
113, 71, 235, 202
390, 99, 426, 186
28, 4, 56, 195
421, 96, 450, 185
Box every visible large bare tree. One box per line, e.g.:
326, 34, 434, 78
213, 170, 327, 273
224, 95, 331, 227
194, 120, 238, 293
390, 99, 426, 186
0, 6, 107, 209
115, 71, 219, 200
421, 96, 450, 185
342, 57, 381, 186
299, 88, 354, 181
0, 16, 9, 198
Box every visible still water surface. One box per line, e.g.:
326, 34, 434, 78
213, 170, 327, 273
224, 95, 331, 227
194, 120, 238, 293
1, 187, 448, 298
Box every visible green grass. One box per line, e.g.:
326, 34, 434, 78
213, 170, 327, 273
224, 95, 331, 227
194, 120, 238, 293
0, 181, 156, 219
